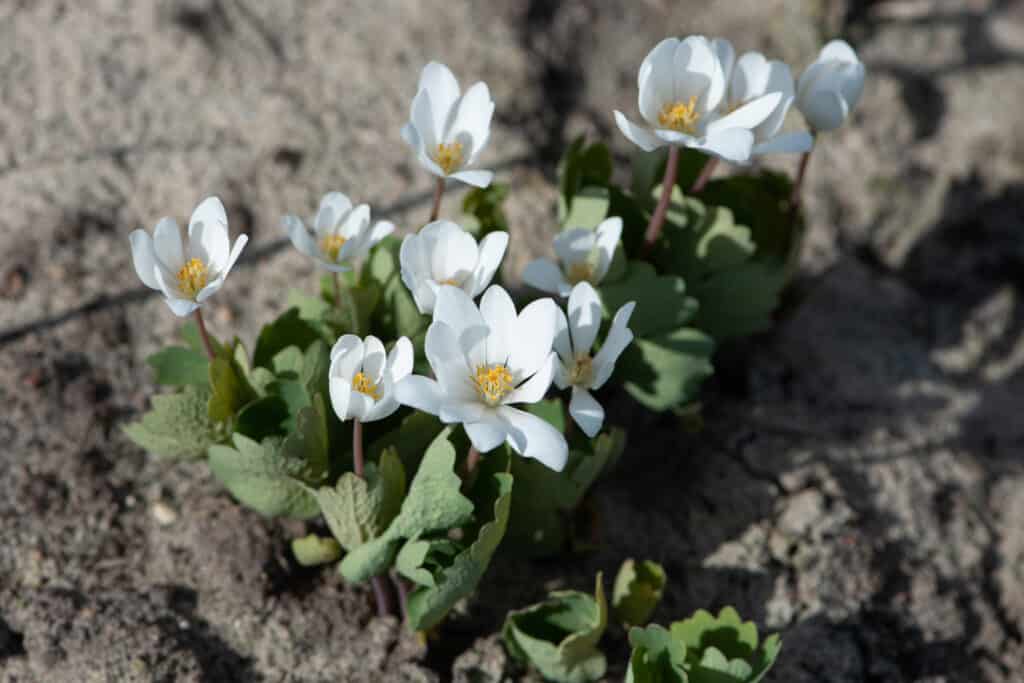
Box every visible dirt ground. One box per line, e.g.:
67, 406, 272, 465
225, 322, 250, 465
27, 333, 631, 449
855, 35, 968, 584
2, 1, 1023, 681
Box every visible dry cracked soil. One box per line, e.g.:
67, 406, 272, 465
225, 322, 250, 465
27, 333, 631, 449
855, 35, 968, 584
1, 1, 1023, 681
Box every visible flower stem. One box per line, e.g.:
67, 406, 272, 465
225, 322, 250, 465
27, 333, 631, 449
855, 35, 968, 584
689, 156, 719, 194
463, 446, 481, 480
789, 135, 816, 208
370, 575, 393, 619
641, 145, 680, 259
390, 569, 410, 624
353, 419, 365, 478
785, 137, 817, 280
193, 309, 216, 361
332, 272, 343, 312
428, 177, 445, 223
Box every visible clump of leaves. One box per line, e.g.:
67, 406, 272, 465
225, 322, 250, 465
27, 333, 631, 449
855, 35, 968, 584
612, 559, 667, 627
503, 574, 608, 683
627, 607, 782, 683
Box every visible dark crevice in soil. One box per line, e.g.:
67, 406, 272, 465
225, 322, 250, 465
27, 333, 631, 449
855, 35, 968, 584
0, 616, 26, 660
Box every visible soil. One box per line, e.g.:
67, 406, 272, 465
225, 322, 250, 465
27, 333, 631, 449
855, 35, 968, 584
1, 1, 1023, 681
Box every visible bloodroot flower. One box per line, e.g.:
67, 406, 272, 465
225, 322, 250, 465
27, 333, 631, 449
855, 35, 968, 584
283, 192, 394, 272
401, 62, 496, 188
329, 335, 414, 424
553, 283, 635, 437
399, 220, 509, 315
614, 35, 784, 163
796, 40, 865, 133
394, 285, 568, 472
521, 217, 622, 298
129, 196, 248, 317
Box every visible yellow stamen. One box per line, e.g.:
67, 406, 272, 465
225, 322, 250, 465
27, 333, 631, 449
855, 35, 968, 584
351, 371, 381, 400
176, 258, 208, 299
435, 142, 464, 175
473, 363, 514, 405
438, 278, 461, 287
321, 234, 348, 262
568, 354, 593, 387
658, 96, 701, 134
565, 261, 594, 285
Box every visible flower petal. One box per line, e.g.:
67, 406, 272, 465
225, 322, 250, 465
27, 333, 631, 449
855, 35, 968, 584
567, 282, 602, 355
425, 321, 476, 401
163, 296, 200, 317
497, 406, 568, 472
593, 217, 622, 282
464, 415, 507, 453
730, 51, 771, 103
153, 217, 185, 271
696, 127, 754, 163
394, 375, 444, 415
479, 285, 515, 366
752, 130, 814, 156
504, 351, 555, 405
712, 37, 736, 84
441, 400, 488, 424
418, 62, 461, 139
614, 111, 665, 152
284, 215, 319, 260
315, 192, 353, 235
552, 304, 573, 372
638, 37, 678, 123
706, 92, 782, 135
221, 234, 248, 278
592, 301, 636, 389
553, 228, 596, 266
819, 39, 859, 64
445, 81, 494, 161
329, 376, 352, 422
799, 88, 848, 132
450, 169, 494, 188
188, 197, 230, 270
330, 335, 364, 377
521, 258, 569, 297
508, 298, 556, 379
362, 336, 387, 385
465, 230, 508, 298
129, 229, 161, 290
430, 221, 478, 283
569, 386, 605, 438
388, 337, 414, 384
410, 88, 438, 152
675, 35, 723, 111
434, 281, 485, 338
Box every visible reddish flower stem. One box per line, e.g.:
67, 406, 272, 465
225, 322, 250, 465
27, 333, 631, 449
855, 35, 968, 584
193, 309, 216, 361
641, 145, 680, 259
428, 177, 445, 223
689, 156, 719, 194
353, 419, 365, 478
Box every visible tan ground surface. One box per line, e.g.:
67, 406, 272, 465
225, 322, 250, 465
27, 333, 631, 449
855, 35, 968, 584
2, 1, 1023, 681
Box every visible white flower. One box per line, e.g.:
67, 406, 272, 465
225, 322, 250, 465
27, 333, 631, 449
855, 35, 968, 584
712, 39, 813, 158
796, 40, 865, 132
521, 217, 622, 297
553, 283, 635, 438
399, 220, 509, 315
282, 192, 394, 272
394, 285, 568, 472
329, 335, 414, 423
613, 35, 784, 163
129, 196, 248, 317
401, 62, 495, 188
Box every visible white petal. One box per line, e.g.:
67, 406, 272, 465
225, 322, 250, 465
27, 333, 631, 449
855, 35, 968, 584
552, 304, 573, 369
592, 302, 636, 389
347, 391, 374, 422
329, 376, 353, 422
553, 228, 597, 266
799, 88, 848, 132
424, 321, 476, 401
837, 62, 866, 113
163, 296, 199, 317
388, 337, 414, 383
567, 282, 602, 356
508, 298, 556, 379
675, 36, 724, 111
504, 351, 555, 405
152, 263, 185, 302
465, 230, 508, 297
284, 215, 320, 260
400, 122, 420, 148
706, 92, 782, 135
638, 37, 679, 123
696, 127, 755, 163
819, 39, 859, 64
431, 221, 478, 283
363, 393, 399, 423
362, 336, 387, 385
521, 258, 569, 297
752, 130, 814, 156
153, 217, 185, 271
753, 62, 796, 140
315, 192, 353, 235
441, 400, 487, 424
445, 81, 494, 160
195, 276, 224, 303
434, 284, 485, 339
394, 375, 444, 415
592, 217, 622, 282
338, 204, 371, 241
450, 169, 494, 188
129, 229, 161, 290
368, 220, 395, 247
464, 416, 507, 453
614, 111, 665, 152
221, 234, 248, 278
410, 88, 438, 152
569, 387, 605, 438
730, 51, 771, 103
498, 406, 568, 472
479, 285, 515, 366
188, 197, 230, 270
712, 38, 736, 84
330, 335, 364, 376
418, 62, 461, 139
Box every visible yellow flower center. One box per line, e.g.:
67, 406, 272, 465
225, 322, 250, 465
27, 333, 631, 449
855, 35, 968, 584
565, 261, 594, 285
568, 354, 593, 386
351, 371, 381, 400
658, 96, 701, 134
438, 277, 461, 287
321, 234, 348, 262
474, 363, 514, 405
435, 142, 464, 175
176, 258, 208, 299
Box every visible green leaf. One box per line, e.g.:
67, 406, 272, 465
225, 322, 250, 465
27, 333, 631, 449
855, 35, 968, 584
146, 346, 210, 387
208, 355, 253, 424
401, 470, 514, 631
367, 238, 427, 339
612, 559, 667, 627
462, 182, 510, 237
207, 396, 329, 519
253, 308, 323, 368
234, 395, 291, 441
699, 171, 796, 265
527, 398, 566, 433
502, 574, 608, 683
180, 319, 223, 356
366, 410, 445, 474
562, 186, 611, 230
599, 261, 697, 338
314, 449, 407, 551
670, 607, 782, 683
625, 624, 688, 683
619, 328, 715, 413
339, 428, 474, 582
123, 385, 222, 460
291, 534, 342, 567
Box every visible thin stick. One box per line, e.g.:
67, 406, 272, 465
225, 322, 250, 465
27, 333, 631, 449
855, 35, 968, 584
428, 177, 445, 223
689, 156, 719, 194
464, 446, 481, 480
641, 146, 680, 259
353, 419, 365, 477
370, 575, 392, 619
391, 570, 410, 624
193, 309, 216, 360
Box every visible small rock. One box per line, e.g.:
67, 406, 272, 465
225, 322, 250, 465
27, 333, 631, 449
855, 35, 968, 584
151, 501, 178, 526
